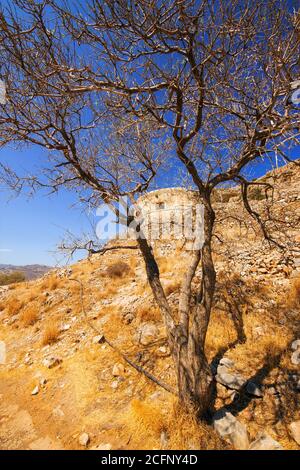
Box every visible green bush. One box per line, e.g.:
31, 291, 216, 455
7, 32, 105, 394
0, 271, 26, 286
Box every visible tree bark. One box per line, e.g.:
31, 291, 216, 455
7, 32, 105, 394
177, 202, 216, 420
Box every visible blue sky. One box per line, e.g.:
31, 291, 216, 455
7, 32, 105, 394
0, 145, 96, 266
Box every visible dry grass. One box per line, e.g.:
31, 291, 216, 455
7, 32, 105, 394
164, 280, 181, 296
125, 399, 165, 448
287, 277, 300, 308
124, 399, 227, 450
166, 404, 229, 450
40, 275, 59, 292
6, 298, 24, 316
137, 305, 161, 322
41, 320, 60, 345
20, 305, 39, 326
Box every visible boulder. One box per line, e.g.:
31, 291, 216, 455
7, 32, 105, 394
219, 357, 235, 368
136, 323, 159, 346
289, 421, 300, 445
213, 410, 249, 450
249, 432, 283, 450
216, 370, 246, 390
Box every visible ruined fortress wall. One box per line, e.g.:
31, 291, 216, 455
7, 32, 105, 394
134, 188, 203, 249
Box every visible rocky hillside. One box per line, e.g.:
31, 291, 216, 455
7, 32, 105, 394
0, 162, 299, 450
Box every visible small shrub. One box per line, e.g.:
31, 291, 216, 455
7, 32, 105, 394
106, 262, 131, 279
0, 271, 25, 286
41, 320, 60, 345
20, 305, 39, 326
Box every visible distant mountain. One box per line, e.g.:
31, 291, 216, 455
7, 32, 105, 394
0, 263, 52, 280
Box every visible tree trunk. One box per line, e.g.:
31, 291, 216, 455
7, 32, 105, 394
176, 202, 216, 420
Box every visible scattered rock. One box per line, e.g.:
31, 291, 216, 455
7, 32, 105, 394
136, 323, 159, 346
216, 370, 246, 390
111, 380, 119, 389
42, 356, 62, 369
24, 353, 33, 365
112, 363, 125, 377
31, 386, 39, 396
60, 324, 71, 332
291, 339, 300, 351
219, 357, 235, 368
213, 410, 249, 450
291, 350, 300, 365
249, 432, 283, 450
289, 421, 300, 445
92, 334, 105, 344
246, 381, 263, 397
79, 432, 90, 447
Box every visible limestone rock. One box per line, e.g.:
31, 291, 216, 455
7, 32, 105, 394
249, 432, 283, 450
291, 350, 300, 365
136, 323, 159, 346
42, 356, 61, 369
219, 357, 235, 368
92, 334, 105, 344
291, 339, 300, 351
112, 362, 125, 377
79, 432, 90, 447
31, 386, 39, 396
289, 421, 300, 445
216, 370, 246, 390
213, 410, 249, 450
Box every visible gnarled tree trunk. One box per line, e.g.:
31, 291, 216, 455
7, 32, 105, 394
137, 201, 216, 421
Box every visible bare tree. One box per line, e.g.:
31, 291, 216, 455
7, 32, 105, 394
0, 0, 299, 419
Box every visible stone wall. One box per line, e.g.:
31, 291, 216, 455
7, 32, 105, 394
133, 188, 203, 251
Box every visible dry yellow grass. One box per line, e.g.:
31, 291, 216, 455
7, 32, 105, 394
20, 305, 39, 326
164, 280, 181, 296
41, 320, 60, 345
137, 305, 161, 322
6, 298, 24, 316
40, 275, 59, 292
124, 399, 228, 450
287, 277, 300, 308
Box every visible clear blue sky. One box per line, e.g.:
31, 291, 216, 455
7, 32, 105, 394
0, 145, 97, 266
